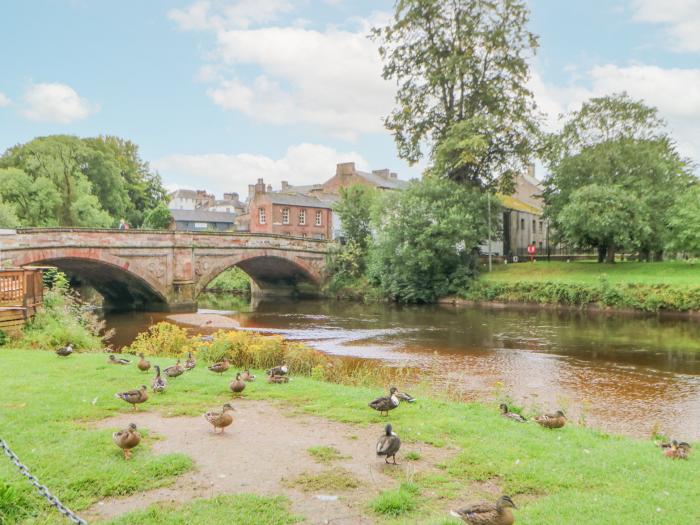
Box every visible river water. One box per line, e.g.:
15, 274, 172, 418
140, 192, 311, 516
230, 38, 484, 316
104, 294, 700, 441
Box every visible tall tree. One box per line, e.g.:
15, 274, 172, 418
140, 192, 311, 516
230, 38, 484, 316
372, 0, 540, 189
666, 184, 700, 256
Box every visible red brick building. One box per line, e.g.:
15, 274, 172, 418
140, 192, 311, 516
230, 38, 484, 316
247, 179, 332, 239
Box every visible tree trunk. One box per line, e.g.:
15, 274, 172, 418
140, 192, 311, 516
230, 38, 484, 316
606, 243, 616, 263
597, 245, 606, 263
653, 250, 664, 262
639, 249, 650, 262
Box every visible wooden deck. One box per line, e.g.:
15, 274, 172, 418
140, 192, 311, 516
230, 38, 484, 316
0, 268, 44, 330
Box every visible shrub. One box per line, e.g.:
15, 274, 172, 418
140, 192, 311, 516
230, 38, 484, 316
124, 322, 193, 357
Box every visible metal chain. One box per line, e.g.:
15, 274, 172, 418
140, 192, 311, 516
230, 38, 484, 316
0, 438, 87, 525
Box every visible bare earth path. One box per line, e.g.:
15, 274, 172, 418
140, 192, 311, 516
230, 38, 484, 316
85, 399, 452, 524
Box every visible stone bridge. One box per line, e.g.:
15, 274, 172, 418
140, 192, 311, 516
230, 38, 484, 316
0, 229, 330, 311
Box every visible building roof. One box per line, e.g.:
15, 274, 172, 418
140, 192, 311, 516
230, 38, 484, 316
169, 189, 198, 199
498, 194, 542, 215
171, 209, 237, 223
264, 192, 332, 209
355, 170, 410, 190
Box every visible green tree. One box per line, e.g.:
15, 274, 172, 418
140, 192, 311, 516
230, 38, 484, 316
335, 184, 377, 252
372, 0, 540, 189
558, 184, 646, 263
0, 198, 19, 228
368, 177, 495, 302
666, 184, 700, 256
142, 202, 173, 230
544, 94, 693, 262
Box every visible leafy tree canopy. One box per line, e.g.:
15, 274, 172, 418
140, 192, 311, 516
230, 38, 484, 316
372, 0, 540, 189
142, 202, 173, 230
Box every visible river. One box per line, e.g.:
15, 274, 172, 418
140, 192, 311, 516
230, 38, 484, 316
104, 294, 700, 441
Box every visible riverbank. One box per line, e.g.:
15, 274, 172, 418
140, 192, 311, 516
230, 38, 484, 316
0, 346, 697, 524
459, 260, 700, 313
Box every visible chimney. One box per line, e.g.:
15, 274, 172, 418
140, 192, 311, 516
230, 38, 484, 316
266, 184, 272, 192
254, 178, 266, 195
281, 181, 290, 191
336, 162, 356, 177
372, 169, 391, 180
248, 184, 256, 201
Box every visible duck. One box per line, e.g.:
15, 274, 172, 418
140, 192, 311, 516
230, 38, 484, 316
369, 387, 401, 416
109, 354, 131, 365
534, 410, 566, 429
241, 369, 256, 382
204, 403, 235, 433
115, 385, 148, 410
266, 364, 288, 376
450, 495, 517, 525
661, 440, 691, 460
56, 344, 73, 357
230, 373, 246, 394
500, 404, 527, 423
112, 423, 141, 460
164, 360, 184, 378
184, 352, 196, 371
208, 358, 230, 375
396, 391, 417, 403
152, 365, 167, 393
376, 423, 401, 464
137, 353, 151, 372
267, 374, 289, 384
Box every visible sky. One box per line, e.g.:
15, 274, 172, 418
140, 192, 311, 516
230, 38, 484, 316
0, 0, 699, 198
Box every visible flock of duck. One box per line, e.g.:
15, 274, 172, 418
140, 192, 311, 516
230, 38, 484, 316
55, 343, 691, 525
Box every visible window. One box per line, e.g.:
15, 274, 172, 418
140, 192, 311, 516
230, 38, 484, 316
258, 207, 266, 224
315, 210, 322, 226
520, 218, 525, 230
539, 221, 543, 231
539, 241, 543, 249
532, 220, 536, 232
299, 209, 306, 225
282, 208, 290, 224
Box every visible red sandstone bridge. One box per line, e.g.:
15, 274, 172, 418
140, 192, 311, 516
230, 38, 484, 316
0, 229, 330, 311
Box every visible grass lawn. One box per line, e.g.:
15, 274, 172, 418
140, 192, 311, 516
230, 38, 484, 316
0, 348, 698, 524
481, 260, 700, 286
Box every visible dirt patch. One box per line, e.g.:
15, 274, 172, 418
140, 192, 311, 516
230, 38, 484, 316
167, 312, 240, 329
85, 400, 452, 524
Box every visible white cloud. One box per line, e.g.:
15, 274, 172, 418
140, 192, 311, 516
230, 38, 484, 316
168, 0, 294, 31
21, 83, 97, 123
0, 92, 10, 107
153, 143, 369, 196
531, 64, 700, 164
631, 0, 700, 52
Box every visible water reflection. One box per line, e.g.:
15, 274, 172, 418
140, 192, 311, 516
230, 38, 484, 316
104, 294, 700, 440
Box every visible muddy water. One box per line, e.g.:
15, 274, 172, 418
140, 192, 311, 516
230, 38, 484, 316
104, 294, 700, 441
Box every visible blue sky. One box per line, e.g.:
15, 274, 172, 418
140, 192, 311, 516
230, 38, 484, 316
1, 0, 698, 197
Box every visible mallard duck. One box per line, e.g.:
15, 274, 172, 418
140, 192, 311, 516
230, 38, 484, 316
115, 385, 148, 410
267, 374, 289, 384
369, 387, 400, 416
137, 353, 151, 372
230, 373, 246, 394
112, 423, 141, 460
152, 365, 167, 393
450, 495, 517, 525
184, 352, 196, 371
208, 358, 230, 375
534, 410, 566, 429
376, 423, 401, 464
661, 440, 691, 460
266, 364, 288, 376
500, 404, 527, 423
109, 354, 131, 365
164, 360, 184, 378
56, 344, 73, 357
204, 403, 235, 433
396, 391, 417, 403
241, 369, 256, 382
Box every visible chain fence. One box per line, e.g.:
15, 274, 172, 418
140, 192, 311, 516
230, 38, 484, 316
1, 438, 87, 525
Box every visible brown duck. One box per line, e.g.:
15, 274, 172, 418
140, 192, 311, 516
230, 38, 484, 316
369, 387, 400, 416
109, 354, 131, 365
208, 358, 230, 375
230, 373, 246, 394
112, 423, 141, 460
534, 410, 566, 429
267, 374, 289, 384
115, 385, 148, 410
184, 352, 196, 371
152, 365, 167, 393
450, 495, 517, 525
204, 403, 235, 433
137, 353, 151, 372
164, 360, 184, 378
500, 404, 527, 423
661, 440, 691, 460
376, 423, 401, 464
240, 369, 256, 382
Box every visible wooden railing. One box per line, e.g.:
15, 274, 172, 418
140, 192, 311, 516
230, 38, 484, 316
0, 268, 44, 331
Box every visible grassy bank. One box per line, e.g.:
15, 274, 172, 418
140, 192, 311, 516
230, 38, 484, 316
0, 344, 697, 525
462, 261, 700, 312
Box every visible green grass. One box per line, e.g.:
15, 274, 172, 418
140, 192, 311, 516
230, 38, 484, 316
108, 494, 301, 525
482, 260, 700, 286
404, 451, 422, 461
286, 469, 360, 492
306, 445, 348, 464
0, 348, 698, 524
370, 483, 420, 517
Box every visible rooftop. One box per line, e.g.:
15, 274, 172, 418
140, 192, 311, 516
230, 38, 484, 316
263, 192, 332, 208
171, 209, 237, 223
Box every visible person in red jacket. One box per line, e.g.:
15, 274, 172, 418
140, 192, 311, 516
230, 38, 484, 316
527, 242, 536, 262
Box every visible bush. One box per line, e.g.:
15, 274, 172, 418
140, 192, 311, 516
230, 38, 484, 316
124, 322, 193, 357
